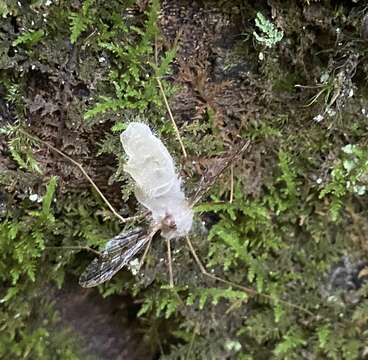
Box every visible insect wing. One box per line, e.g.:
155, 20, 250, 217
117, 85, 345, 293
79, 228, 148, 288
190, 140, 250, 206
104, 227, 143, 252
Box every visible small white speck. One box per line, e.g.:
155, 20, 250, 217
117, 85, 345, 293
31, 65, 36, 70
326, 108, 336, 117
320, 73, 329, 83
316, 178, 322, 184
362, 108, 366, 115
45, 0, 52, 5
128, 258, 140, 275
313, 114, 324, 122
258, 52, 264, 61
17, 1, 21, 6
348, 89, 354, 98
29, 194, 40, 202
98, 56, 105, 63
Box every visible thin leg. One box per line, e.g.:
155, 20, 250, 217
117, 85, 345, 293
166, 237, 174, 287
229, 164, 234, 203
139, 225, 162, 269
18, 129, 150, 225
45, 245, 101, 257
185, 323, 198, 360
155, 35, 187, 159
139, 236, 153, 269
186, 234, 274, 294
185, 236, 245, 289
184, 236, 314, 316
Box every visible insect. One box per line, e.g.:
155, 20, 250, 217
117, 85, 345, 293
79, 216, 175, 288
79, 227, 154, 287
79, 123, 249, 288
24, 124, 312, 315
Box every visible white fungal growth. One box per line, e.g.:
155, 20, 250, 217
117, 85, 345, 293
120, 122, 193, 239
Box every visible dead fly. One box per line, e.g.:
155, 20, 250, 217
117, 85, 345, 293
22, 125, 312, 315
79, 215, 176, 288
79, 227, 154, 287
79, 122, 249, 288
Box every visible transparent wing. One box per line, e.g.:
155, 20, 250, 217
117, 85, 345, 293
79, 227, 150, 288
104, 227, 143, 252
190, 140, 250, 206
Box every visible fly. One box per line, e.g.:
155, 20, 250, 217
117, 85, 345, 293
79, 226, 160, 288
79, 125, 249, 288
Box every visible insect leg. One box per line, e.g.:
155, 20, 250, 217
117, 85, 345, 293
139, 236, 153, 269
166, 237, 174, 288
184, 236, 256, 294
184, 236, 314, 316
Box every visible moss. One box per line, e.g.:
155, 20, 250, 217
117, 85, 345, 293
2, 0, 368, 359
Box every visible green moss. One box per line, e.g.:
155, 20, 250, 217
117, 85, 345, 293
0, 176, 100, 359
2, 0, 368, 359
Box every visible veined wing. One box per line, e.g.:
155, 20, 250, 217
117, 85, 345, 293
79, 227, 151, 288
104, 227, 144, 253
190, 140, 250, 206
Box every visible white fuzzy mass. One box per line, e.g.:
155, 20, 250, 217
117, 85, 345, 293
120, 122, 193, 239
